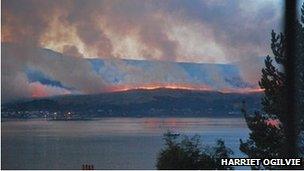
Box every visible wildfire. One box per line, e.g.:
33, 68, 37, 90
30, 82, 71, 98
220, 87, 264, 94
30, 82, 264, 98
104, 83, 264, 94
105, 83, 212, 92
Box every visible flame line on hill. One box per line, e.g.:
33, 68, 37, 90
104, 83, 264, 94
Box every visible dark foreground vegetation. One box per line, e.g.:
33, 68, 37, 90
156, 132, 233, 170
239, 2, 304, 169
157, 3, 304, 170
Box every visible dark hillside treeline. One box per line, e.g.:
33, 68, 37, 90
2, 89, 262, 118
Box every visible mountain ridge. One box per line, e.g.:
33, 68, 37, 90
2, 88, 262, 119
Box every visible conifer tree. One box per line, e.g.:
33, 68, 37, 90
240, 3, 304, 169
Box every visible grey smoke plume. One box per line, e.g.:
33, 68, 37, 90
3, 0, 283, 62
1, 43, 107, 102
2, 0, 285, 101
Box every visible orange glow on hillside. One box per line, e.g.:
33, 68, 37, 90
104, 83, 264, 94
30, 82, 264, 98
105, 83, 213, 92
220, 87, 264, 94
30, 82, 71, 98
31, 83, 48, 97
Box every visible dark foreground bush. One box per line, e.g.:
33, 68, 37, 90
156, 132, 233, 170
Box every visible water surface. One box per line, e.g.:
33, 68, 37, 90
2, 117, 249, 169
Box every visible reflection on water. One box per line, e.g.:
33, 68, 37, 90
2, 118, 248, 136
2, 117, 249, 169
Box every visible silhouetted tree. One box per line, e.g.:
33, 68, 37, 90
156, 132, 233, 170
295, 3, 304, 130
240, 110, 286, 169
213, 139, 234, 170
240, 2, 304, 169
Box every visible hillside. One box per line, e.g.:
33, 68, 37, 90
2, 88, 262, 119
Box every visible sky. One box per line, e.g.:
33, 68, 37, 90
1, 0, 287, 102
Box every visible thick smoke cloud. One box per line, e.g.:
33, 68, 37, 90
2, 0, 284, 101
62, 45, 83, 58
162, 0, 283, 82
2, 0, 62, 46
3, 0, 282, 62
66, 0, 114, 57
2, 43, 107, 102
